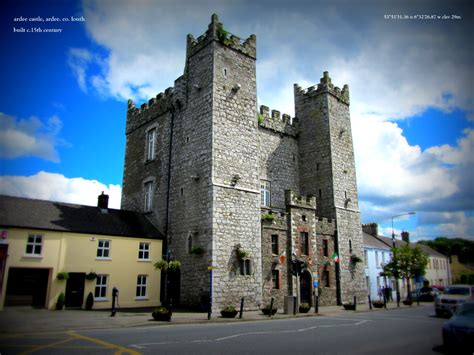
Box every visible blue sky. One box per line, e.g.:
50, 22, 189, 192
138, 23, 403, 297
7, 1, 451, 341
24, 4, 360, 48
0, 0, 473, 241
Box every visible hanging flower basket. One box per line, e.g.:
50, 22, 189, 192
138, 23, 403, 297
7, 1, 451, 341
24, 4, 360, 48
56, 272, 69, 281
85, 272, 97, 280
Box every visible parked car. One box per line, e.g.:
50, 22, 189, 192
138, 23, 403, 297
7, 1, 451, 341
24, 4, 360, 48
442, 301, 474, 353
435, 284, 474, 317
411, 286, 441, 302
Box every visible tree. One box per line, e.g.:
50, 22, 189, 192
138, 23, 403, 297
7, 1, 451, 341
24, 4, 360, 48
383, 244, 428, 301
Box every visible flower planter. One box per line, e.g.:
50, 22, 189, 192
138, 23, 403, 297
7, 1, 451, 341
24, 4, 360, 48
372, 302, 384, 308
402, 300, 413, 306
152, 307, 172, 321
299, 306, 310, 313
261, 307, 277, 316
343, 304, 356, 310
220, 310, 238, 318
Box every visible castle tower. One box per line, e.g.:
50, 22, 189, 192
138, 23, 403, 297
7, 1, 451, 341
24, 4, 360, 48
122, 15, 261, 310
295, 72, 366, 303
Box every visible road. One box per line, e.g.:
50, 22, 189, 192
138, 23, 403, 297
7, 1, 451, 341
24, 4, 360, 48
0, 306, 446, 354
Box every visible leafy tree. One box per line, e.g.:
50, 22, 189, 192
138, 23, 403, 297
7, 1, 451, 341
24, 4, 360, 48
383, 244, 428, 301
418, 237, 474, 263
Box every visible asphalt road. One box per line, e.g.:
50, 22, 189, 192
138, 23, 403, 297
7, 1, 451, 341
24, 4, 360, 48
0, 306, 447, 355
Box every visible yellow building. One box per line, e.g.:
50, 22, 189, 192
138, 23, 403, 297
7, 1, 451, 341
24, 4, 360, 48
0, 194, 163, 310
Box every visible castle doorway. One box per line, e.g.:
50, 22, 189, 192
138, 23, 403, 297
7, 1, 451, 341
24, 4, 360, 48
300, 270, 312, 306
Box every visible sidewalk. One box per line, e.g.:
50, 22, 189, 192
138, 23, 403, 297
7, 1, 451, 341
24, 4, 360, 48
0, 302, 429, 334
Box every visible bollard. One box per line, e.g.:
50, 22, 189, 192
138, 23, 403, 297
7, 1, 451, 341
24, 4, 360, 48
293, 296, 297, 315
315, 295, 319, 314
353, 296, 357, 311
239, 297, 244, 319
368, 295, 372, 310
269, 297, 275, 317
396, 291, 400, 308
384, 295, 387, 309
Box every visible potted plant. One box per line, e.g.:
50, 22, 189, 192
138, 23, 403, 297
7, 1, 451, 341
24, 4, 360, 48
152, 306, 172, 321
85, 292, 94, 310
403, 299, 413, 306
350, 255, 363, 264
261, 304, 278, 316
342, 303, 356, 310
299, 303, 311, 313
236, 249, 249, 259
372, 300, 384, 308
56, 272, 69, 281
85, 272, 97, 280
220, 305, 238, 318
56, 293, 65, 310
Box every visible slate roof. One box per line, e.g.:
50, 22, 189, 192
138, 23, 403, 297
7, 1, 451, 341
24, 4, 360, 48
363, 232, 391, 250
371, 234, 447, 258
0, 195, 163, 240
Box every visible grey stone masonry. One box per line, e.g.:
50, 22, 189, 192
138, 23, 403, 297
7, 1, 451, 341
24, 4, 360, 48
121, 14, 366, 311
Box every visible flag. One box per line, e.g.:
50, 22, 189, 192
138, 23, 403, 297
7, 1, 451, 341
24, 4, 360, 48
332, 252, 340, 263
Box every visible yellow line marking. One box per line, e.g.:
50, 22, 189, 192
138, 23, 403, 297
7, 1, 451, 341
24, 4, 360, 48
67, 330, 141, 355
19, 337, 73, 355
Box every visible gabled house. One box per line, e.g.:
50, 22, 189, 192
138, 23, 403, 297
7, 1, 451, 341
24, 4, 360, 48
363, 230, 393, 301
0, 194, 163, 310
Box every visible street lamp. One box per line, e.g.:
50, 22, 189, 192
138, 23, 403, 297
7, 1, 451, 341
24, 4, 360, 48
391, 212, 415, 307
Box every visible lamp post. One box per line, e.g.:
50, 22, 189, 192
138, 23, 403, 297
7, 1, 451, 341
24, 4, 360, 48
391, 212, 415, 307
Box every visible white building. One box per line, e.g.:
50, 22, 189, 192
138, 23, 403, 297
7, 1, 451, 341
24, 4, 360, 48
363, 231, 393, 301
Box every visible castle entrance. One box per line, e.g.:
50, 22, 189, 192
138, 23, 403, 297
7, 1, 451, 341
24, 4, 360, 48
300, 270, 312, 306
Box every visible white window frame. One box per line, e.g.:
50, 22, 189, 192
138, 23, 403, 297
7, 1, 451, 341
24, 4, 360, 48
260, 180, 271, 207
94, 274, 108, 300
364, 250, 368, 266
136, 274, 148, 299
138, 242, 150, 261
25, 234, 43, 256
144, 181, 153, 212
375, 251, 379, 268
97, 239, 111, 259
146, 128, 156, 161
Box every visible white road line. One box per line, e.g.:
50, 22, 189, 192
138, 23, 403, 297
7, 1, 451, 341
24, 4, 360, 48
130, 319, 370, 349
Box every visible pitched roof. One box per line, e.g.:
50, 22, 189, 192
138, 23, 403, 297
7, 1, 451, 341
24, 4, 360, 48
363, 232, 391, 250
0, 195, 163, 240
370, 234, 448, 258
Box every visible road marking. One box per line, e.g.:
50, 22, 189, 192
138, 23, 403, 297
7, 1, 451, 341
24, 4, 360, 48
130, 319, 370, 349
67, 330, 141, 355
19, 337, 73, 355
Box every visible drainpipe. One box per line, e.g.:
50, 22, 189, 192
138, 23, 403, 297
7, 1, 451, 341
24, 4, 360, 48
162, 104, 176, 303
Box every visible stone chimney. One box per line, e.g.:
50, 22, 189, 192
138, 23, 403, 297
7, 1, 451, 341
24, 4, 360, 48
97, 192, 109, 210
362, 223, 378, 237
401, 231, 410, 243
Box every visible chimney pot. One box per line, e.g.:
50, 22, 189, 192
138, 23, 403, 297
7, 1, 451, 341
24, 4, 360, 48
98, 192, 109, 210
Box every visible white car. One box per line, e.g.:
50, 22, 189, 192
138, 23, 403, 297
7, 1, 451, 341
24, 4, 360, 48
435, 284, 474, 317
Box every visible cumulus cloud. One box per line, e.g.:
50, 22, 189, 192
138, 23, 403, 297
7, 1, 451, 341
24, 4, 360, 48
69, 1, 472, 239
0, 113, 64, 162
0, 171, 122, 209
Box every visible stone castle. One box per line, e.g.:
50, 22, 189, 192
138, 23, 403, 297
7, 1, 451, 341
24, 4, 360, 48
121, 14, 366, 311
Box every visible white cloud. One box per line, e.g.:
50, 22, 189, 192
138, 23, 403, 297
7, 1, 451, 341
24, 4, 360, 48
0, 113, 64, 162
0, 171, 122, 209
69, 1, 473, 239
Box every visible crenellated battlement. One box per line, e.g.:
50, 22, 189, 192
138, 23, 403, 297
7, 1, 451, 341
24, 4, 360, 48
125, 87, 175, 134
316, 217, 336, 235
186, 14, 256, 60
285, 190, 316, 210
258, 105, 298, 137
294, 71, 350, 105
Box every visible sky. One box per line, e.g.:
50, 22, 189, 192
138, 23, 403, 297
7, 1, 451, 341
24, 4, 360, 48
0, 0, 473, 242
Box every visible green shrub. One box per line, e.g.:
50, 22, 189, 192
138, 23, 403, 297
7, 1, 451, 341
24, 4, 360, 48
56, 293, 65, 310
56, 272, 69, 280
261, 214, 275, 222
85, 292, 94, 310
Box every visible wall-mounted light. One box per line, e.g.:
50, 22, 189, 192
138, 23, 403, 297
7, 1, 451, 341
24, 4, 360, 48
232, 83, 241, 92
